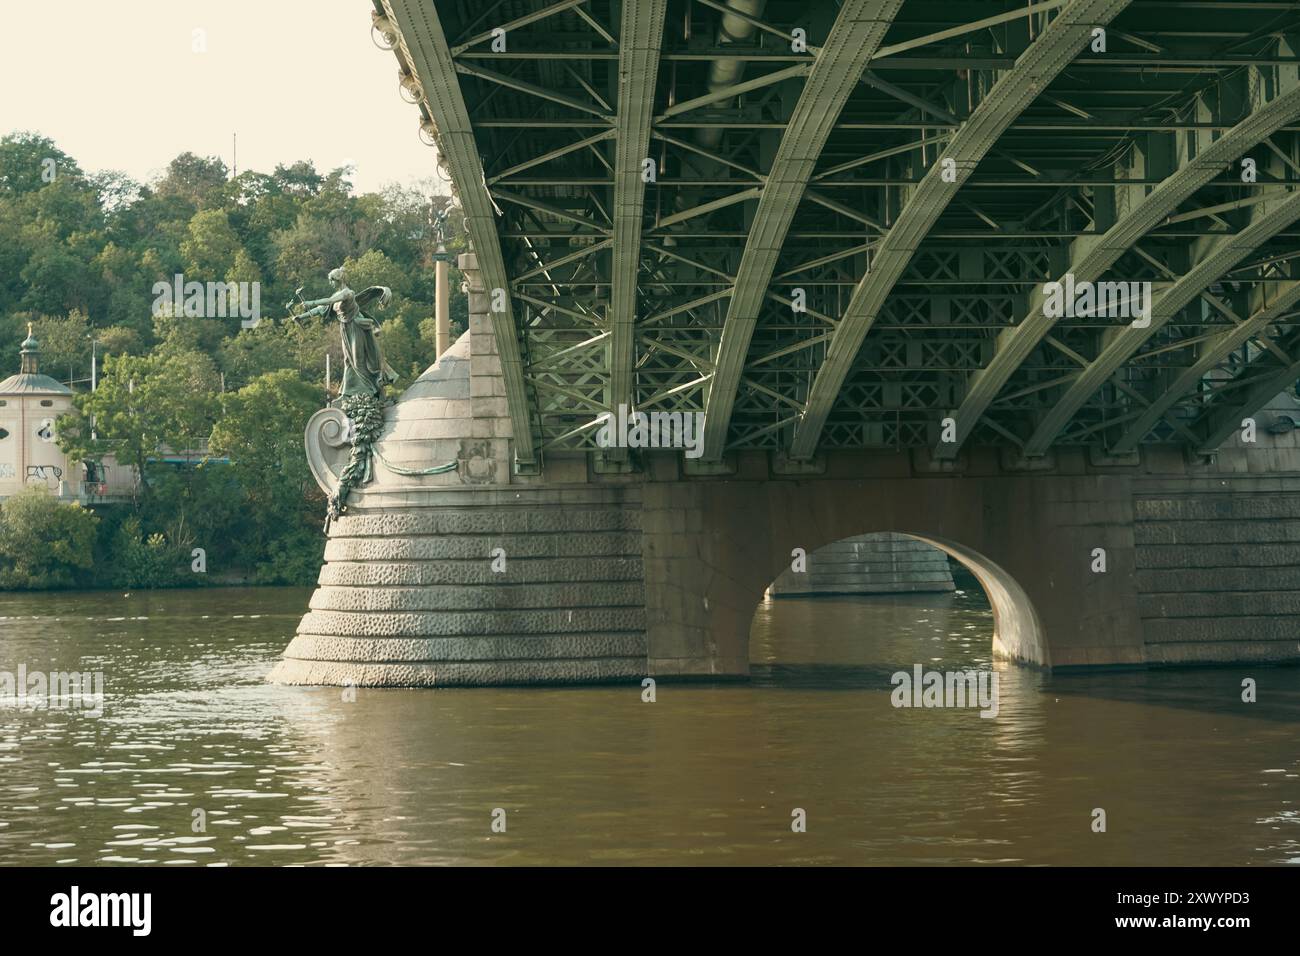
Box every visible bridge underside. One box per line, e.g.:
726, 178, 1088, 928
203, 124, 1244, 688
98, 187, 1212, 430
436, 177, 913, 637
269, 1, 1300, 685
271, 251, 1300, 685
378, 0, 1300, 469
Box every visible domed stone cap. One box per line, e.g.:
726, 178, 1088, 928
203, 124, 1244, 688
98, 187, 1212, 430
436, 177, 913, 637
365, 330, 475, 483
0, 372, 72, 396
304, 330, 474, 497
396, 329, 471, 402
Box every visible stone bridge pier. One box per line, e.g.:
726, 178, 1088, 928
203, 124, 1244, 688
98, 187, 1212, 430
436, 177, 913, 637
270, 254, 1300, 686
634, 451, 1300, 673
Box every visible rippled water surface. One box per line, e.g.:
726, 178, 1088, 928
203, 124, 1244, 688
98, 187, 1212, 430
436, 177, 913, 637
1, 585, 1297, 865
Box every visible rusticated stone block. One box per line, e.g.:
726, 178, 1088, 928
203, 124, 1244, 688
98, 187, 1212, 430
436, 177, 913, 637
330, 508, 640, 537
282, 632, 646, 663
317, 556, 644, 587
1143, 616, 1300, 643
1143, 640, 1300, 665
269, 657, 648, 687
1133, 518, 1300, 545
1134, 566, 1300, 593
323, 531, 642, 563
297, 606, 646, 638
1136, 542, 1300, 568
1135, 495, 1300, 521
308, 581, 645, 612
1138, 589, 1300, 618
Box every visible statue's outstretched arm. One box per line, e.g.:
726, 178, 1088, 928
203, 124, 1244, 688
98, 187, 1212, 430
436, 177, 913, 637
297, 304, 329, 319
301, 289, 352, 309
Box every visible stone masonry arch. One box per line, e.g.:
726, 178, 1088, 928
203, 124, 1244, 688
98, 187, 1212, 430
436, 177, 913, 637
755, 529, 1046, 666
639, 464, 1144, 676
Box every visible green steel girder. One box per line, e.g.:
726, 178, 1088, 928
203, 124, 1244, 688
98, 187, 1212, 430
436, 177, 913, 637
700, 0, 905, 461
609, 0, 668, 411
1111, 267, 1300, 452
384, 0, 539, 464
937, 37, 1300, 460
1023, 184, 1300, 455
378, 0, 1300, 459
788, 0, 1132, 460
1191, 323, 1300, 453
742, 237, 1300, 448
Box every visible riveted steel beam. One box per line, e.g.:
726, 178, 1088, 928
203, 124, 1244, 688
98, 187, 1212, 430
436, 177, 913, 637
789, 0, 1131, 460
454, 61, 614, 119
1024, 187, 1300, 455
871, 0, 1069, 60
383, 0, 537, 464
608, 0, 668, 415
1112, 269, 1300, 452
1193, 333, 1300, 453
697, 0, 904, 460
937, 43, 1300, 461
450, 0, 590, 56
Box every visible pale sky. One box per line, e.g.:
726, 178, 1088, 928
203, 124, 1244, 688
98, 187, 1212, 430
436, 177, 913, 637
0, 0, 446, 195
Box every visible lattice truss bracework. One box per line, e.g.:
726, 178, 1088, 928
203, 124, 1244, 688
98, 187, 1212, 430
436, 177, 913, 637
382, 0, 1300, 459
934, 15, 1300, 459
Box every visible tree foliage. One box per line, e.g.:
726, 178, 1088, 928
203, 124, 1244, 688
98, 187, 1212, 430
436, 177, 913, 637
2, 134, 470, 588
0, 487, 99, 589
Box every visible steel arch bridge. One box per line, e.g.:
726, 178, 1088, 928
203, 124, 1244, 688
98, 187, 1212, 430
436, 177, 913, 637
374, 0, 1300, 470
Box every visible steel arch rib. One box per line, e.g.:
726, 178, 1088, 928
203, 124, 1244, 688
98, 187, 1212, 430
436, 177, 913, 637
700, 0, 905, 462
1111, 273, 1300, 453
787, 0, 1131, 461
385, 0, 537, 464
937, 73, 1300, 461
1194, 338, 1300, 453
609, 0, 667, 416
1024, 188, 1300, 456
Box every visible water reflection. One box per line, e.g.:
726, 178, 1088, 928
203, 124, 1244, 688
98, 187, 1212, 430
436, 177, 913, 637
0, 586, 1296, 865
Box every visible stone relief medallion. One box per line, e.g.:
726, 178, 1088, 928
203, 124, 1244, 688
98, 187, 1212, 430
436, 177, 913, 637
458, 440, 496, 484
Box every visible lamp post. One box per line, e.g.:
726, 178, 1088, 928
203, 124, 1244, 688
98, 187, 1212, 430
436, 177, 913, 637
88, 333, 98, 441
430, 202, 454, 359
433, 242, 453, 359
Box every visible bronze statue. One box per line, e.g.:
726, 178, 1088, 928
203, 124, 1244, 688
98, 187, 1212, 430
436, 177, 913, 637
291, 267, 399, 399
432, 205, 449, 245
290, 267, 400, 527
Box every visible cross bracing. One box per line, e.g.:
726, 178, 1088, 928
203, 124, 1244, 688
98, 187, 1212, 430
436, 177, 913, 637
378, 0, 1300, 465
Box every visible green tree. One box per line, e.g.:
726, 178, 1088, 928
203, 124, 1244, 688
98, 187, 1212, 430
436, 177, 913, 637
19, 244, 96, 314
0, 487, 98, 589
0, 136, 470, 586
32, 309, 91, 384
0, 132, 85, 196
58, 349, 221, 502
108, 514, 183, 589
210, 369, 324, 581
341, 248, 409, 297
219, 322, 298, 389
181, 207, 242, 279
210, 369, 320, 491
95, 324, 143, 356
154, 152, 230, 210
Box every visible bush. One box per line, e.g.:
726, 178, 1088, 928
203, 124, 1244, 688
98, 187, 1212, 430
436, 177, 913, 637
0, 487, 99, 589
108, 515, 184, 589
253, 525, 324, 585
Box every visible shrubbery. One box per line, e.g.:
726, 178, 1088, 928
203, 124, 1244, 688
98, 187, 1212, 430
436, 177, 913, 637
0, 487, 99, 588
0, 133, 462, 591
108, 515, 184, 589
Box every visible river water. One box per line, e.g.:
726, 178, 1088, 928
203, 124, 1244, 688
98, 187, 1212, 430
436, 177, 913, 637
0, 585, 1297, 866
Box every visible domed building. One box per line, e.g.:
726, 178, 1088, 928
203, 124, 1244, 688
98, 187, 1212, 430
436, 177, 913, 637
0, 326, 130, 501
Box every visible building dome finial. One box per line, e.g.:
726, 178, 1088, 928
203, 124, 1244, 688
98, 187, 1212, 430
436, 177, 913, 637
20, 323, 39, 373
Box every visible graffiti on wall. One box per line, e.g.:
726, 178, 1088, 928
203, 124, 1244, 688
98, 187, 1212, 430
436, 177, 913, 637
26, 464, 62, 484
